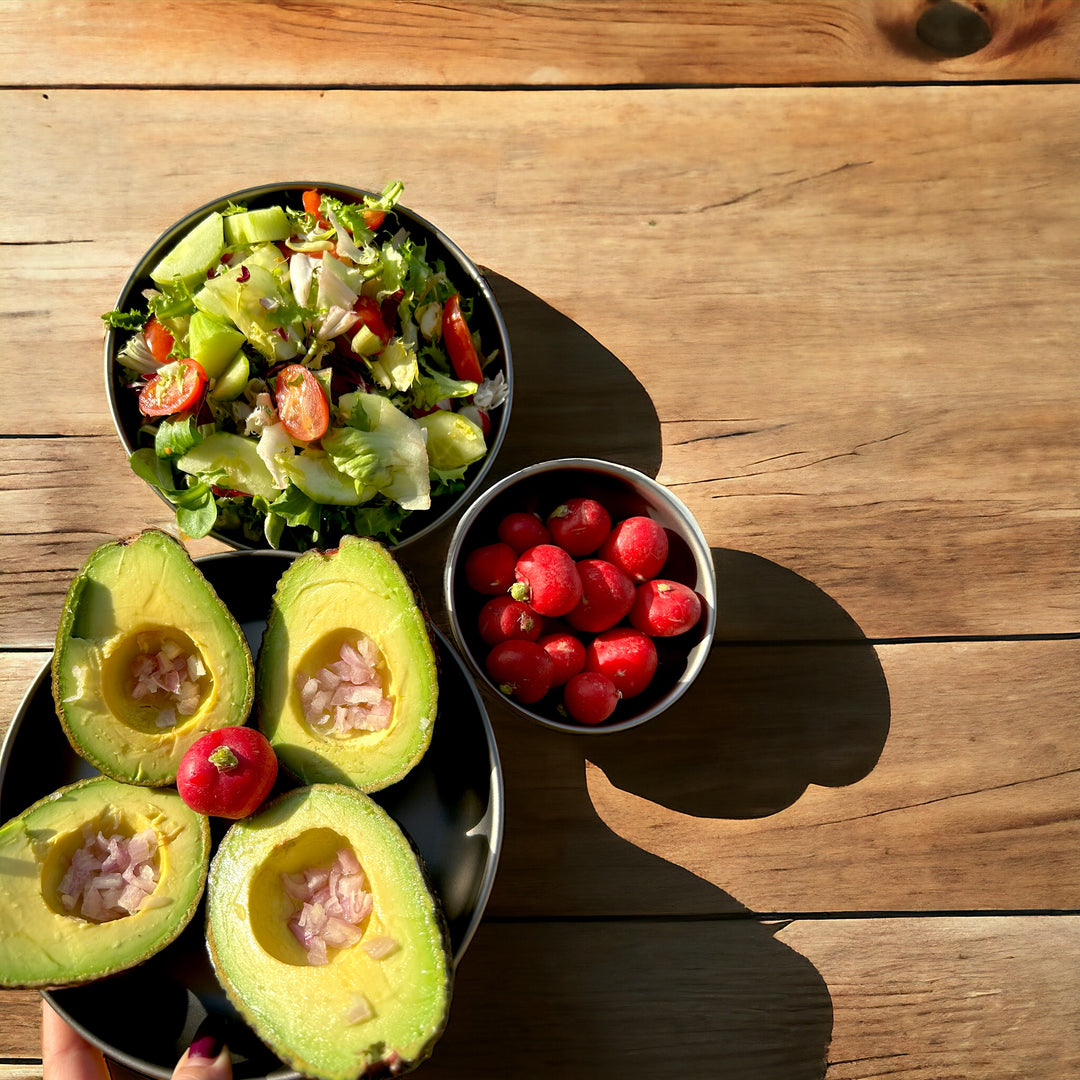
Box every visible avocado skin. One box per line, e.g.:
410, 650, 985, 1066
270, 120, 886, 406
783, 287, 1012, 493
206, 784, 453, 1080
0, 775, 211, 988
256, 536, 439, 793
51, 528, 255, 786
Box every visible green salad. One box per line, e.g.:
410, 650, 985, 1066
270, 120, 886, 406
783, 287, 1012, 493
104, 183, 507, 549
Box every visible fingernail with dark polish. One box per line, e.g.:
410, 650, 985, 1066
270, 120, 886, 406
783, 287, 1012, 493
188, 1034, 220, 1060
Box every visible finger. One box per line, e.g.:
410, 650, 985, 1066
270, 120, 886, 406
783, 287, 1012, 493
41, 999, 111, 1080
171, 1036, 233, 1080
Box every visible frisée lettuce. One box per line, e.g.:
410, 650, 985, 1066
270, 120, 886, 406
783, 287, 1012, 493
104, 182, 507, 549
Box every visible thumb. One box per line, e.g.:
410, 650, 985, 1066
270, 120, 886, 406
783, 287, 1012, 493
171, 1036, 232, 1080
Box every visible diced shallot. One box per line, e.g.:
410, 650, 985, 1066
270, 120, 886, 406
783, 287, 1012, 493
346, 993, 374, 1024
283, 849, 377, 966
295, 639, 392, 735
362, 934, 399, 960
58, 826, 159, 921
130, 640, 204, 726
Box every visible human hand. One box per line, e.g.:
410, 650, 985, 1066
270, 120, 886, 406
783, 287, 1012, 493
42, 999, 232, 1079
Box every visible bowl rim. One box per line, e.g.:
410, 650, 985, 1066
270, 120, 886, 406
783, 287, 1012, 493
103, 180, 514, 552
443, 456, 717, 734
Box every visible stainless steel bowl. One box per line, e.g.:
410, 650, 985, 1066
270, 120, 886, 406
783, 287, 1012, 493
444, 458, 716, 733
104, 182, 512, 552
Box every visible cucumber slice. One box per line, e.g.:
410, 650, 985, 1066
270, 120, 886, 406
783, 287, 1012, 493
150, 212, 225, 288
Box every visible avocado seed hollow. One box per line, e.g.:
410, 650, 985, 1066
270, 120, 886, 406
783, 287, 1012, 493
249, 829, 371, 966
101, 626, 212, 735
41, 808, 162, 922
293, 631, 394, 740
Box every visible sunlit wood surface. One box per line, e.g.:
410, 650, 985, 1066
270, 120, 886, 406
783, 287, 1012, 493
1, 2, 1077, 1078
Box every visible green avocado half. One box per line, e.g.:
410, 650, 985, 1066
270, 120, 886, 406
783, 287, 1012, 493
0, 776, 211, 988
52, 529, 255, 786
256, 536, 438, 792
206, 784, 452, 1080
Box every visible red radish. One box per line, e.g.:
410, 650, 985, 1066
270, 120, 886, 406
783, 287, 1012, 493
177, 727, 278, 819
537, 631, 587, 687
629, 579, 703, 637
478, 595, 542, 646
563, 671, 621, 725
598, 516, 669, 582
586, 627, 658, 699
546, 497, 612, 557
485, 639, 555, 704
464, 541, 518, 595
511, 544, 582, 617
565, 558, 636, 634
497, 511, 551, 554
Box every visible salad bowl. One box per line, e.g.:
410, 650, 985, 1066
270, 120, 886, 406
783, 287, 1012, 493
104, 182, 513, 553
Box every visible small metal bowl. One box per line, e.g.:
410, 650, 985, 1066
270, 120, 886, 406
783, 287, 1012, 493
445, 458, 716, 733
104, 182, 512, 552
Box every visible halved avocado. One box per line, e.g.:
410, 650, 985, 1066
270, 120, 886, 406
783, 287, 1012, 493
256, 536, 438, 792
52, 529, 255, 786
206, 784, 452, 1080
0, 776, 210, 988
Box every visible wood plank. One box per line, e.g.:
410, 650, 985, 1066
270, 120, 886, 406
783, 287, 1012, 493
4, 641, 1077, 916
1, 917, 1075, 1078
1, 86, 1077, 641
582, 639, 1080, 915
0, 991, 39, 1060
1, 1, 1078, 88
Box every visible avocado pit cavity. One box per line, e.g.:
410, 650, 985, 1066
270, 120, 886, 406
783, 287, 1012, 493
281, 847, 399, 970
53, 820, 161, 923
295, 637, 392, 737
129, 632, 208, 728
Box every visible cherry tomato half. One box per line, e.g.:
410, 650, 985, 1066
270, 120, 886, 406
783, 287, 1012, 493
442, 294, 484, 383
138, 359, 208, 417
274, 363, 329, 443
302, 188, 329, 227
363, 209, 386, 230
143, 317, 174, 365
353, 295, 392, 347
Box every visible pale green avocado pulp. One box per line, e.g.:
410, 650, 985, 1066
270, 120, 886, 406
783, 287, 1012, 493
0, 776, 210, 988
256, 536, 438, 793
206, 785, 452, 1080
51, 529, 255, 786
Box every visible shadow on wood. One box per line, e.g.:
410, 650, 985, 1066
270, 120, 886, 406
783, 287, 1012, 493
586, 550, 891, 820
425, 918, 833, 1080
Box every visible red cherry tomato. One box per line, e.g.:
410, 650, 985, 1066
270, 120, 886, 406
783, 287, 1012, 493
274, 364, 329, 443
143, 317, 174, 364
176, 727, 278, 819
364, 209, 386, 230
302, 188, 329, 227
353, 295, 392, 347
442, 294, 484, 383
138, 358, 208, 417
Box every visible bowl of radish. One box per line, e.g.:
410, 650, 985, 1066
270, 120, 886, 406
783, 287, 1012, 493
444, 458, 716, 733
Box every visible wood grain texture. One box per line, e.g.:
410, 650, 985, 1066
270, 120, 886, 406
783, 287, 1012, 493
583, 639, 1080, 914
1, 918, 1076, 1078
1, 85, 1077, 643
3, 642, 1076, 916
1, 0, 1078, 87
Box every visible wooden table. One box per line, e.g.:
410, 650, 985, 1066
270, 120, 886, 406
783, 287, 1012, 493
2, 2, 1078, 1076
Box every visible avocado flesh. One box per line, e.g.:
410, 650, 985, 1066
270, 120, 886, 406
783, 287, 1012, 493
52, 529, 255, 786
256, 536, 438, 793
206, 785, 452, 1080
0, 776, 210, 988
